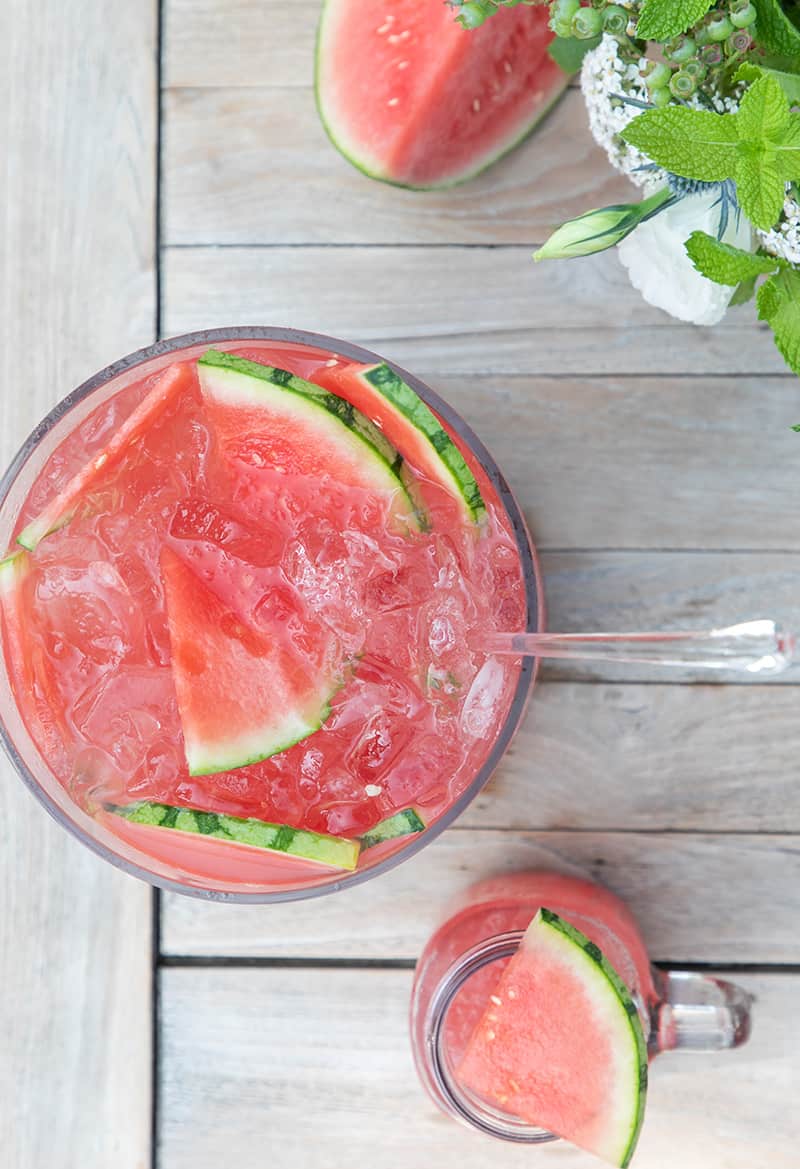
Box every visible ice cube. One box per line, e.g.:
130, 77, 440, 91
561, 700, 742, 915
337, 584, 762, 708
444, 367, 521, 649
460, 658, 506, 739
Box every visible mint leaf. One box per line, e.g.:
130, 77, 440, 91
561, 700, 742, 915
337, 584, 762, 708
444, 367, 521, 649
736, 146, 786, 228
736, 73, 790, 141
757, 268, 800, 376
548, 34, 601, 73
753, 0, 800, 62
685, 232, 780, 285
636, 0, 713, 40
729, 276, 759, 306
735, 61, 800, 104
621, 108, 739, 180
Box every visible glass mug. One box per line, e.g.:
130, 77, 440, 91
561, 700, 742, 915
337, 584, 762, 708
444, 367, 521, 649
410, 871, 753, 1142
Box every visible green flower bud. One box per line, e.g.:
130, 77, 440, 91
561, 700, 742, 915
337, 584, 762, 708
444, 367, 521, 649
455, 1, 492, 29
726, 28, 753, 54
669, 68, 698, 98
534, 189, 674, 262
664, 34, 696, 63
571, 6, 603, 39
550, 0, 580, 30
641, 59, 671, 91
602, 4, 630, 36
649, 85, 672, 107
729, 0, 757, 28
683, 59, 707, 81
707, 13, 734, 40
700, 42, 723, 66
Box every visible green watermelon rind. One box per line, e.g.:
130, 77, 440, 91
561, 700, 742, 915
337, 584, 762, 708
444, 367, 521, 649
360, 364, 486, 523
314, 2, 570, 192
197, 350, 425, 530
0, 551, 29, 594
360, 806, 426, 850
108, 801, 362, 870
536, 907, 648, 1168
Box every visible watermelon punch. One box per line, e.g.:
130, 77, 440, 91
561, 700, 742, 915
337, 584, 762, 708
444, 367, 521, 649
0, 329, 540, 900
410, 872, 754, 1164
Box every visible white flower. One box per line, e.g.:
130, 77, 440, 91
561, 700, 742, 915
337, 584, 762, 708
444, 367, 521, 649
616, 188, 752, 327
757, 189, 800, 265
581, 34, 658, 189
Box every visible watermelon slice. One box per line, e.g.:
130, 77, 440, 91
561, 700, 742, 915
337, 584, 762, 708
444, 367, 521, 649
360, 806, 425, 850
458, 908, 648, 1167
108, 801, 361, 870
197, 350, 423, 531
311, 362, 485, 524
161, 547, 341, 776
17, 362, 194, 551
316, 0, 568, 189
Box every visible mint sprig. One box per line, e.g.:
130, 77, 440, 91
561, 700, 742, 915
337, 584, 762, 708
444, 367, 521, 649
752, 0, 800, 62
757, 268, 800, 375
636, 0, 714, 41
622, 75, 800, 230
685, 232, 784, 284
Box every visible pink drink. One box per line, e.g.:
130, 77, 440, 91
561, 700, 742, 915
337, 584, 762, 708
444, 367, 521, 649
410, 872, 657, 1127
0, 331, 538, 897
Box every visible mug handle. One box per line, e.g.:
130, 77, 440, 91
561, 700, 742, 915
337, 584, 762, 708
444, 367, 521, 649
651, 969, 753, 1053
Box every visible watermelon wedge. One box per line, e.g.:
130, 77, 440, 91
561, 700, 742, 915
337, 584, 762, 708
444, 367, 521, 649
197, 350, 423, 531
108, 801, 361, 870
458, 908, 648, 1167
17, 362, 194, 551
316, 0, 568, 189
360, 806, 425, 850
311, 362, 485, 524
161, 547, 341, 776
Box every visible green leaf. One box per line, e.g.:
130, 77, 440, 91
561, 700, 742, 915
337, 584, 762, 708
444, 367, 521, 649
636, 0, 713, 41
735, 61, 800, 105
757, 268, 800, 376
736, 74, 790, 141
753, 0, 800, 62
547, 34, 601, 74
729, 276, 759, 306
736, 146, 786, 228
685, 231, 780, 285
621, 108, 739, 180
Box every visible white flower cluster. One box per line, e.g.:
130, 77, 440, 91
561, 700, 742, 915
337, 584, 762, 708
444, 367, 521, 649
580, 33, 657, 188
757, 190, 800, 265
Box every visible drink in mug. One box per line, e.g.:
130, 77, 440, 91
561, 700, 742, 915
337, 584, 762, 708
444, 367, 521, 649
0, 330, 539, 898
410, 871, 753, 1165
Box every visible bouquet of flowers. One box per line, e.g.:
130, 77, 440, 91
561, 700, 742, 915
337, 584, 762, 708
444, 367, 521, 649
450, 0, 800, 380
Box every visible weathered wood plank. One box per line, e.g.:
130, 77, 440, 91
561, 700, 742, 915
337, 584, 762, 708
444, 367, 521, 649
538, 550, 800, 683
159, 966, 796, 1169
0, 2, 155, 1167
161, 246, 784, 378
160, 830, 800, 962
164, 0, 320, 88
161, 88, 637, 245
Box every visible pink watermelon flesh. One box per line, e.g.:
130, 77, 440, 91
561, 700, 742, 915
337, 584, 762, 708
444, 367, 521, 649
316, 0, 568, 188
17, 362, 195, 551
160, 547, 341, 776
457, 908, 648, 1167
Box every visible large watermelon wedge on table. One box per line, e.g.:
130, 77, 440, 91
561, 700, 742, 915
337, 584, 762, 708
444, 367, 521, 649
316, 0, 568, 189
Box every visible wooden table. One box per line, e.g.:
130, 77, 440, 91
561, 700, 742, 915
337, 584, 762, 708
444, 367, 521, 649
2, 3, 797, 1166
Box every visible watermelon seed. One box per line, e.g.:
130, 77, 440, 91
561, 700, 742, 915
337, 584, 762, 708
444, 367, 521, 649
507, 987, 517, 999
388, 98, 400, 107
490, 995, 502, 1006
473, 99, 481, 112
486, 1030, 496, 1041
504, 60, 513, 73
397, 60, 410, 70
377, 19, 393, 34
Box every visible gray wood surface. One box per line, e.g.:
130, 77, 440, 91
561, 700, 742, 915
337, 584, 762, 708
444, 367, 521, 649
0, 2, 155, 1167
162, 247, 785, 376
161, 829, 800, 963
159, 967, 797, 1169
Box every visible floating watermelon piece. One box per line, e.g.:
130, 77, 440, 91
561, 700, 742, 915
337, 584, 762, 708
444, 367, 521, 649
458, 908, 648, 1167
360, 806, 425, 850
315, 0, 568, 189
108, 801, 361, 870
17, 362, 194, 551
311, 362, 485, 524
161, 547, 341, 776
197, 350, 423, 531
